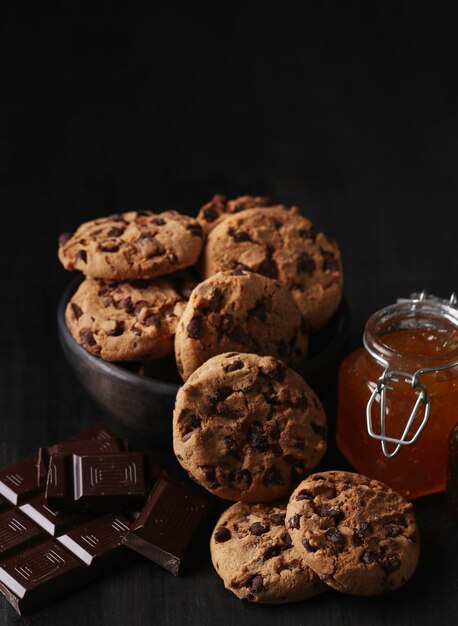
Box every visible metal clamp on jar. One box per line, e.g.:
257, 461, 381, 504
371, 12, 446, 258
337, 291, 458, 499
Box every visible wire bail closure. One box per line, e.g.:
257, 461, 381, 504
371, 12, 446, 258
366, 369, 430, 458
365, 291, 458, 459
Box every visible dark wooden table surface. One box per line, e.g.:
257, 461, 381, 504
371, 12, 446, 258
1, 4, 458, 625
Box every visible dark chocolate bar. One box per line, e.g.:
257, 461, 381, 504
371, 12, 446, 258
0, 424, 208, 614
46, 452, 158, 512
37, 424, 128, 487
0, 511, 132, 615
0, 426, 134, 615
123, 475, 209, 575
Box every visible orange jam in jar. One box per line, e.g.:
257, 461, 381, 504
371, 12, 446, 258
337, 294, 458, 499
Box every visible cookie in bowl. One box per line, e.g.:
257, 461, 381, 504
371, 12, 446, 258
66, 275, 190, 361
58, 210, 203, 280
201, 206, 343, 331
175, 269, 309, 381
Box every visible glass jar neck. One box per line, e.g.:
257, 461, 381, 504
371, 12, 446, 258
363, 299, 458, 372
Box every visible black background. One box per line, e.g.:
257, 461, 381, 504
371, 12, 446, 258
1, 3, 458, 625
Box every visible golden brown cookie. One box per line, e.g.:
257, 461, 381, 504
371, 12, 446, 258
285, 471, 420, 596
210, 501, 326, 603
58, 210, 203, 279
174, 270, 308, 381
197, 194, 298, 235
201, 207, 343, 330
173, 352, 327, 502
66, 274, 192, 361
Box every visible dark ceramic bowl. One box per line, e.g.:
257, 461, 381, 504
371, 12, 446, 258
58, 278, 351, 444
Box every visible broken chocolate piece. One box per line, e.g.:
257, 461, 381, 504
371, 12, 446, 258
122, 475, 209, 575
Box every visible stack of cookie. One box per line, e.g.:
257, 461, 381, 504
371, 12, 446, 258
171, 352, 420, 602
197, 194, 343, 333
58, 210, 203, 363
58, 195, 344, 377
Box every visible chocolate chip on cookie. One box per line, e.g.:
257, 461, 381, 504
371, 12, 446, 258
173, 353, 327, 502
285, 471, 420, 596
66, 272, 194, 361
210, 501, 326, 603
58, 210, 203, 280
201, 207, 343, 330
174, 270, 309, 381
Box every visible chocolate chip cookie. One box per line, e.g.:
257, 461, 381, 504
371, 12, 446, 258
58, 210, 203, 280
173, 353, 327, 502
285, 471, 420, 596
66, 274, 193, 361
197, 194, 298, 235
210, 501, 326, 603
174, 270, 308, 381
201, 207, 343, 330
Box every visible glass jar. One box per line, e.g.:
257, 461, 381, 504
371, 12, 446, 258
337, 293, 458, 499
